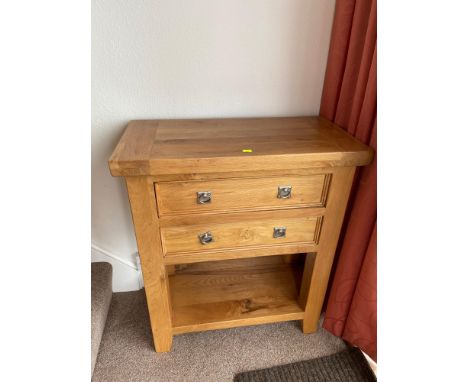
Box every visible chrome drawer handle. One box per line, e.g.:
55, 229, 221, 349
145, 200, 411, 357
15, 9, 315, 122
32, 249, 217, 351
273, 227, 287, 238
277, 186, 292, 199
198, 231, 214, 245
197, 191, 212, 204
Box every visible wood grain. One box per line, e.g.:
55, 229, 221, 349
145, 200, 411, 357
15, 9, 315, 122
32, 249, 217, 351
160, 209, 323, 255
109, 116, 373, 352
109, 117, 373, 176
145, 166, 341, 182
169, 257, 304, 334
163, 244, 318, 265
155, 174, 329, 216
125, 177, 173, 352
159, 206, 325, 227
300, 167, 356, 333
298, 252, 317, 308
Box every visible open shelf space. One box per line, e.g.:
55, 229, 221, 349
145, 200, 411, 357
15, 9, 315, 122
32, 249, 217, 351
169, 255, 306, 334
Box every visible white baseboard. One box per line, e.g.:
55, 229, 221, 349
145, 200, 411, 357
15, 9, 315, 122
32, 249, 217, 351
91, 244, 142, 292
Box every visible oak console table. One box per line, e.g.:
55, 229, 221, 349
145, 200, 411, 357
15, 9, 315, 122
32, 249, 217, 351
109, 117, 373, 352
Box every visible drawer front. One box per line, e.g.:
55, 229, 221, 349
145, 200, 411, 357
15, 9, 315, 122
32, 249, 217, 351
160, 209, 323, 255
155, 174, 330, 216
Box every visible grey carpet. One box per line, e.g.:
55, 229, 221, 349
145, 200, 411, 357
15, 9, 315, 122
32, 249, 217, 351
234, 347, 376, 382
91, 262, 113, 375
93, 289, 348, 382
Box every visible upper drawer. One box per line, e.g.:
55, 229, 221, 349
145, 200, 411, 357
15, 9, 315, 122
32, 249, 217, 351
155, 174, 330, 216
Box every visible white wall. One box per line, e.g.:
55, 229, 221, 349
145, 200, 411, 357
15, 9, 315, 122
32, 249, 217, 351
92, 0, 336, 291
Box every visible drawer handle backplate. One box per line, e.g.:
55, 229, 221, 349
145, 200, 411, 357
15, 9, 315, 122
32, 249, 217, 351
273, 227, 287, 238
197, 191, 212, 204
198, 231, 214, 245
277, 186, 292, 199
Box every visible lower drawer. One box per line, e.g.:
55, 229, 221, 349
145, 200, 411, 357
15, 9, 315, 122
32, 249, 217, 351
160, 208, 323, 256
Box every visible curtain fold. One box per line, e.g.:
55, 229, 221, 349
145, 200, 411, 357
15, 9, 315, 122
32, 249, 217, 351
320, 0, 377, 361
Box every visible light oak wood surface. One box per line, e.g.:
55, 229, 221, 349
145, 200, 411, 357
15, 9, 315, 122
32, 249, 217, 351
147, 167, 343, 182
163, 243, 318, 265
169, 257, 304, 334
155, 174, 329, 216
109, 116, 373, 352
125, 177, 173, 352
160, 208, 323, 255
109, 117, 373, 176
300, 167, 356, 333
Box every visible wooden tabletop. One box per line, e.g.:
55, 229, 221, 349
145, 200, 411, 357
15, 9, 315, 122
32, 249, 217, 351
109, 117, 373, 176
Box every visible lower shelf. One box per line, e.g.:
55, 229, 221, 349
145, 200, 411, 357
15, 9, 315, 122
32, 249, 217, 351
169, 256, 305, 335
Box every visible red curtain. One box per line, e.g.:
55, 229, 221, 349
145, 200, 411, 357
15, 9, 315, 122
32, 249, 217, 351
320, 0, 377, 360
